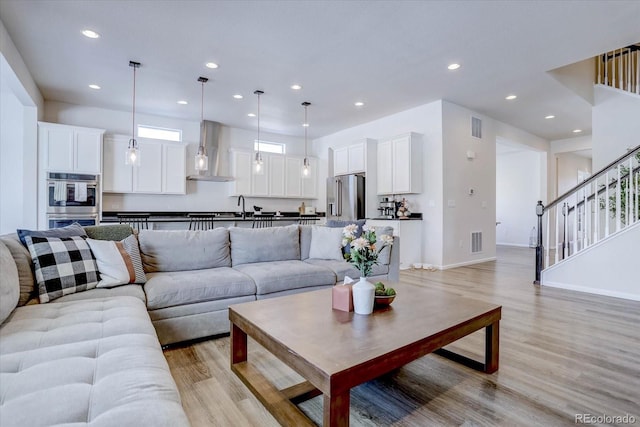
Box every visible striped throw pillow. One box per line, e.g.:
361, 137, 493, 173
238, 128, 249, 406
86, 234, 147, 288
25, 235, 99, 303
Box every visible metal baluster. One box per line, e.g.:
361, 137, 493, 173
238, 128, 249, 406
605, 170, 610, 237
545, 209, 550, 268
616, 165, 621, 232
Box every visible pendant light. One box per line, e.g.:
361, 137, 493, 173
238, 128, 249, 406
194, 77, 209, 171
301, 101, 311, 178
253, 90, 264, 175
125, 61, 141, 166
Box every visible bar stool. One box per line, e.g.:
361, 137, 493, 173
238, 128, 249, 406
117, 213, 150, 232
298, 215, 317, 225
188, 214, 216, 231
252, 215, 274, 229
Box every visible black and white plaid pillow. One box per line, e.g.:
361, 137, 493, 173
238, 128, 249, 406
25, 235, 99, 303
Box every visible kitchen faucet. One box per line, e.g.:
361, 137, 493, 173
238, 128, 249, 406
237, 195, 246, 219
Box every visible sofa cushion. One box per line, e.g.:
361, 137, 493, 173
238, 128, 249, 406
53, 284, 146, 304
139, 229, 231, 272
0, 241, 19, 324
373, 225, 394, 265
233, 260, 335, 295
25, 235, 99, 303
144, 267, 256, 310
230, 224, 300, 266
308, 225, 344, 261
304, 258, 389, 282
87, 235, 147, 288
299, 225, 312, 260
16, 222, 86, 246
0, 296, 189, 427
1, 234, 37, 306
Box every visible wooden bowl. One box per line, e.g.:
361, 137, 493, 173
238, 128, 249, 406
374, 294, 396, 306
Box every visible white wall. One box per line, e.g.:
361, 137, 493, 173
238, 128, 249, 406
592, 85, 640, 170
44, 101, 316, 213
542, 222, 640, 301
496, 149, 544, 247
555, 152, 592, 195
0, 53, 39, 234
441, 101, 497, 267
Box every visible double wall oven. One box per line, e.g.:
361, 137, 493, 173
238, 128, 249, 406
46, 172, 99, 228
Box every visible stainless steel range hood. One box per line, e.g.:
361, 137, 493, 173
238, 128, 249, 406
187, 120, 234, 182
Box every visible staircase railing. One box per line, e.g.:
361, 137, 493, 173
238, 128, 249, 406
534, 144, 640, 284
597, 44, 640, 95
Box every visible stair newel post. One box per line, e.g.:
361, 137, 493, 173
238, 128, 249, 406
534, 201, 544, 285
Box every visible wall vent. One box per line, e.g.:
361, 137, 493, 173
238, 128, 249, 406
471, 117, 482, 139
471, 231, 483, 253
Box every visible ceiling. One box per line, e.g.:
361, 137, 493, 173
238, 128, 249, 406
1, 1, 639, 142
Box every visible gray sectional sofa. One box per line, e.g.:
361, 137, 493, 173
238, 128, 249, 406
0, 223, 398, 426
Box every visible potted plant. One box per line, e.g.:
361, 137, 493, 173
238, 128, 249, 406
342, 224, 393, 314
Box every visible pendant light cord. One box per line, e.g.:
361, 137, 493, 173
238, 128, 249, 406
304, 104, 308, 157
254, 90, 264, 160
131, 65, 136, 143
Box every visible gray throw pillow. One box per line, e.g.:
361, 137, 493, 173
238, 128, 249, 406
17, 223, 86, 246
308, 226, 345, 261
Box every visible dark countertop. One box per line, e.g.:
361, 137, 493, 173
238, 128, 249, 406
367, 213, 423, 220
101, 211, 324, 223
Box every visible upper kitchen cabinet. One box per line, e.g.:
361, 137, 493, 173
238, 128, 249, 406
333, 141, 366, 176
38, 122, 105, 174
377, 133, 422, 195
229, 149, 317, 198
103, 135, 186, 194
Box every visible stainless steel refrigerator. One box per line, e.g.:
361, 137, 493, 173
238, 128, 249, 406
326, 174, 366, 220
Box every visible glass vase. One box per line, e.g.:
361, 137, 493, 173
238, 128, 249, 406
352, 276, 375, 315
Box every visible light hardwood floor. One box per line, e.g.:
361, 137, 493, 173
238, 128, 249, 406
164, 246, 640, 426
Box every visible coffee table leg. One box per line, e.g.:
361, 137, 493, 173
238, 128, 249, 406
485, 321, 499, 374
231, 323, 248, 364
323, 391, 349, 427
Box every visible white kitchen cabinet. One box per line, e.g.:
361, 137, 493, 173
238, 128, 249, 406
38, 122, 104, 174
103, 135, 186, 194
366, 219, 423, 270
377, 133, 422, 195
229, 150, 252, 196
229, 149, 317, 198
333, 141, 366, 176
285, 157, 303, 197
162, 144, 187, 194
103, 136, 133, 192
269, 155, 286, 197
301, 157, 317, 198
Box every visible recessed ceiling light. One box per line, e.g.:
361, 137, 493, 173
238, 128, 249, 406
505, 95, 517, 100
177, 100, 188, 105
233, 94, 243, 99
354, 101, 364, 107
88, 84, 101, 90
447, 63, 460, 70
291, 84, 302, 90
82, 29, 100, 39
545, 115, 555, 119
247, 113, 256, 117
205, 62, 219, 69
573, 129, 582, 133
302, 123, 309, 127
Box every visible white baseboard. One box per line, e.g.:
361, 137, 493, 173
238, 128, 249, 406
542, 280, 640, 301
496, 242, 533, 248
440, 257, 497, 270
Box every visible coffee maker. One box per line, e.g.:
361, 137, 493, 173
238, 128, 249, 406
377, 197, 396, 219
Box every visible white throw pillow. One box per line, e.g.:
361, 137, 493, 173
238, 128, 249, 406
308, 226, 345, 261
86, 235, 146, 288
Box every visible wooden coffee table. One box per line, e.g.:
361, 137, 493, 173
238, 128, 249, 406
229, 283, 501, 426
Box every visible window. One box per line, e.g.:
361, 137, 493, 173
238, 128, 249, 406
138, 125, 182, 142
254, 140, 285, 154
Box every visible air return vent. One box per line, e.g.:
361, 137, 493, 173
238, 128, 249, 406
471, 231, 483, 253
471, 117, 482, 139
